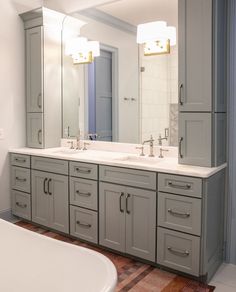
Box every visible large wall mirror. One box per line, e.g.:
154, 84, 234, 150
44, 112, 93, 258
62, 0, 178, 146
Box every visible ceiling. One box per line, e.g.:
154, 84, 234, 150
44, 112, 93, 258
96, 0, 178, 27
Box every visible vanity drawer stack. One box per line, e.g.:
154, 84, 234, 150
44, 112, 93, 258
11, 154, 31, 220
69, 161, 98, 244
157, 173, 202, 276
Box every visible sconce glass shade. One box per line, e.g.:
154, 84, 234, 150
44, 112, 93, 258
65, 37, 100, 64
137, 21, 176, 47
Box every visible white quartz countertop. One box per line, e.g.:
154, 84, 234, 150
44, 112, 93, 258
10, 147, 227, 178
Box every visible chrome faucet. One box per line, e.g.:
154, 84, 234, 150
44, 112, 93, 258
87, 133, 98, 140
158, 134, 167, 146
76, 129, 81, 150
142, 135, 155, 157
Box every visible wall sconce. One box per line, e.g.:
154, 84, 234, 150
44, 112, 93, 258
65, 37, 100, 64
137, 21, 176, 56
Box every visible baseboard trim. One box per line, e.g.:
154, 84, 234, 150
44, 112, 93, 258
0, 209, 19, 223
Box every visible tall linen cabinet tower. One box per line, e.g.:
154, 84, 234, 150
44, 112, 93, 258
20, 8, 64, 148
178, 0, 227, 167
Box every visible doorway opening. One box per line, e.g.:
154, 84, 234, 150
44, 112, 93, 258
86, 45, 118, 141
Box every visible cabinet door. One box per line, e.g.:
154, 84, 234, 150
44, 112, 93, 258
99, 182, 126, 252
179, 0, 212, 111
125, 187, 156, 261
178, 113, 212, 167
27, 113, 44, 148
26, 26, 43, 113
48, 173, 69, 234
32, 170, 49, 227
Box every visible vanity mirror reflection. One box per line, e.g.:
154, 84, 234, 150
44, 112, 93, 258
62, 0, 178, 146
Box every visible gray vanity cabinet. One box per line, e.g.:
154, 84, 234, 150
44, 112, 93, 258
179, 113, 226, 167
27, 113, 43, 148
178, 0, 212, 112
26, 26, 43, 113
99, 182, 156, 262
178, 0, 227, 167
20, 8, 62, 149
32, 170, 69, 233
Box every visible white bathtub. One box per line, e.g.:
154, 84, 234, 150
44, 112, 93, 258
0, 219, 117, 292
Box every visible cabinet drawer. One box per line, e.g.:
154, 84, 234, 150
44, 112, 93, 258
70, 178, 98, 210
31, 156, 68, 175
100, 165, 156, 190
11, 166, 30, 193
70, 162, 98, 180
12, 190, 31, 220
70, 206, 98, 244
158, 173, 202, 198
157, 227, 200, 276
158, 192, 201, 236
11, 154, 30, 168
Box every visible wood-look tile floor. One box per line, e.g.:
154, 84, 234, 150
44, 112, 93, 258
15, 221, 215, 292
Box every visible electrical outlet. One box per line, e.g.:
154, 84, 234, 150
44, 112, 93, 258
0, 129, 5, 140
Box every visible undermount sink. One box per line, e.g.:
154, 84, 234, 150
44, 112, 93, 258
115, 155, 162, 165
54, 148, 83, 154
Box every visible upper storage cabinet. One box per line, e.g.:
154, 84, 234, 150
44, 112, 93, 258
26, 26, 43, 113
178, 0, 227, 167
178, 0, 227, 113
20, 8, 64, 148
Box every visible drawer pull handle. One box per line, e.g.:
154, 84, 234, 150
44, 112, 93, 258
179, 83, 184, 105
15, 177, 27, 182
126, 193, 131, 214
48, 179, 52, 195
168, 208, 190, 218
178, 137, 183, 158
76, 221, 92, 228
75, 167, 91, 174
38, 129, 42, 145
15, 158, 26, 163
168, 181, 191, 190
167, 246, 190, 257
119, 192, 124, 213
16, 202, 27, 208
37, 93, 42, 109
43, 178, 48, 194
76, 190, 91, 197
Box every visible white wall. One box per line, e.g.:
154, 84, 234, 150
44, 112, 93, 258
0, 1, 26, 214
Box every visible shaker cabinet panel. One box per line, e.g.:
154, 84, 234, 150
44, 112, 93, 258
26, 26, 43, 113
32, 170, 49, 227
32, 170, 69, 233
48, 173, 69, 234
125, 187, 156, 262
99, 182, 126, 252
178, 113, 212, 167
27, 113, 43, 148
178, 0, 212, 112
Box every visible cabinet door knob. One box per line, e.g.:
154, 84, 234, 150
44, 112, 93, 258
76, 221, 92, 228
167, 246, 190, 257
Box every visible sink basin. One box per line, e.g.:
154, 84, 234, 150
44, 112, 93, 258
54, 148, 83, 154
115, 155, 162, 165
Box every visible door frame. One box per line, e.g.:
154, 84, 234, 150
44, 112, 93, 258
84, 43, 119, 141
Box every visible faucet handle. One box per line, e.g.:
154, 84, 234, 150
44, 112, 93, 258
136, 145, 145, 156
159, 148, 169, 158
67, 141, 74, 149
83, 142, 90, 151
